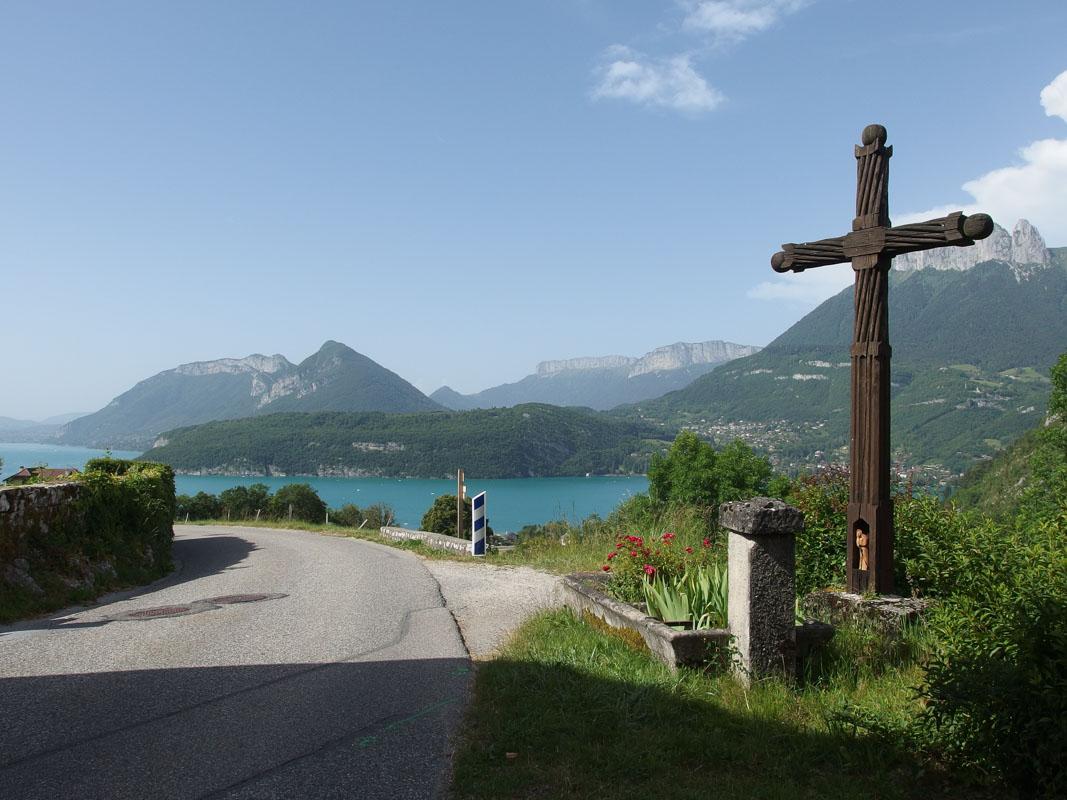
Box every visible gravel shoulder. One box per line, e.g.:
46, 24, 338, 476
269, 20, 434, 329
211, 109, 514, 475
422, 561, 562, 659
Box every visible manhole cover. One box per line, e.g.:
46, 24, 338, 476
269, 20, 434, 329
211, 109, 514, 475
108, 602, 217, 621
204, 593, 287, 605
128, 605, 194, 618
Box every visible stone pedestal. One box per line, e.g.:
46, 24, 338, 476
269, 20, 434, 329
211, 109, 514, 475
722, 498, 803, 684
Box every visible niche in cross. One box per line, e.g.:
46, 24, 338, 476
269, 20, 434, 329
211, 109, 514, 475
769, 123, 993, 595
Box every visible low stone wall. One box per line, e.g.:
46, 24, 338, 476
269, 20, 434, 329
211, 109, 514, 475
560, 572, 730, 671
0, 462, 175, 620
0, 482, 95, 597
379, 526, 471, 554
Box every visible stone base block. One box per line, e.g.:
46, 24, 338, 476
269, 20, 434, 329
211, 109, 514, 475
802, 590, 928, 632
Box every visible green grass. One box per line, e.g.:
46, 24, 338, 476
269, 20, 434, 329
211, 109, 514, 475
449, 609, 987, 800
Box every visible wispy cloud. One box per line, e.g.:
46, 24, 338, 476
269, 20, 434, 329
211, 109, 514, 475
899, 69, 1067, 244
681, 1, 809, 44
589, 2, 813, 115
592, 46, 725, 113
748, 263, 853, 306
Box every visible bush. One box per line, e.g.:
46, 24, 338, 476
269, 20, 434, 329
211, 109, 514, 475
648, 432, 774, 515
175, 491, 223, 521
916, 507, 1067, 795
76, 459, 175, 582
785, 467, 849, 596
330, 503, 365, 527
218, 483, 270, 519
361, 502, 396, 529
420, 495, 490, 539
267, 483, 327, 523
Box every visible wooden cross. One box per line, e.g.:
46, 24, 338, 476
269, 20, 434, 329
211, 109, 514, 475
770, 124, 993, 594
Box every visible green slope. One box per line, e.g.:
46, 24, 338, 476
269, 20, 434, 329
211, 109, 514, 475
143, 404, 668, 478
630, 260, 1067, 475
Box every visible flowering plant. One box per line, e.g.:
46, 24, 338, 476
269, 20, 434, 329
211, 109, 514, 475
602, 531, 716, 603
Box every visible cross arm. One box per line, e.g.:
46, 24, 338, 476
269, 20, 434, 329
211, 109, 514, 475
884, 211, 993, 257
770, 212, 993, 273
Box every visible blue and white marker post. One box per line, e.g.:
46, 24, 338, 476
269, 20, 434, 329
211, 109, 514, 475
471, 491, 487, 557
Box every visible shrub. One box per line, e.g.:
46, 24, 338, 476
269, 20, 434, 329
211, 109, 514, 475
916, 507, 1067, 795
175, 491, 223, 521
267, 483, 327, 522
330, 503, 365, 527
218, 483, 270, 519
77, 460, 175, 581
648, 432, 774, 515
785, 467, 848, 596
420, 495, 490, 539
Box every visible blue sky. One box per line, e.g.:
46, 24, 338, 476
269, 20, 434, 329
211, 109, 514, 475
2, 1, 1066, 419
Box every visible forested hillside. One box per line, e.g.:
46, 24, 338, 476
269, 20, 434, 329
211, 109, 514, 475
627, 257, 1067, 476
143, 404, 669, 478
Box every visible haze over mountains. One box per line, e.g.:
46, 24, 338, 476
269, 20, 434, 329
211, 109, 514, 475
5, 219, 1063, 482
59, 341, 443, 449
431, 340, 760, 411
632, 220, 1066, 476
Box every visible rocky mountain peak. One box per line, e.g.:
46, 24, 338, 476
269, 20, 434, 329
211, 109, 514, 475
174, 354, 292, 377
627, 341, 762, 378
893, 219, 1050, 276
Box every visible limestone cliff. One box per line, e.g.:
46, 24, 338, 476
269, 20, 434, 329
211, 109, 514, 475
894, 219, 1050, 276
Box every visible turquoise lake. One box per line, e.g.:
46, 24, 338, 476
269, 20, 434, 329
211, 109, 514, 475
1, 443, 648, 532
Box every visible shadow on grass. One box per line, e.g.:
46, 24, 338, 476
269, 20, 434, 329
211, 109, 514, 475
450, 612, 987, 800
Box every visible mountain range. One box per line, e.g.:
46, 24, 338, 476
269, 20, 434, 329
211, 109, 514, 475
58, 341, 443, 450
431, 340, 760, 411
627, 220, 1066, 477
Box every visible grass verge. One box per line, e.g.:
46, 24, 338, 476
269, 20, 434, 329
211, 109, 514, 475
449, 609, 986, 800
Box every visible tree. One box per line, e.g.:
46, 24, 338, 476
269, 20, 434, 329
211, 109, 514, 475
421, 494, 470, 538
648, 431, 774, 511
268, 483, 327, 522
420, 495, 491, 540
218, 483, 269, 519
714, 439, 774, 504
648, 431, 719, 507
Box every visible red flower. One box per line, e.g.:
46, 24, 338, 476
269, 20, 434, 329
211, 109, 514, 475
685, 546, 694, 554
643, 565, 656, 576
662, 532, 675, 541
607, 551, 617, 560
630, 550, 638, 558
616, 542, 624, 549
602, 565, 611, 572
702, 538, 711, 548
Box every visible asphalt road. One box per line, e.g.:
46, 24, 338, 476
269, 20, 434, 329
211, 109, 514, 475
0, 525, 471, 799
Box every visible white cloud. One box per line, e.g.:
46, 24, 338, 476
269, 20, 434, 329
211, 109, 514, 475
748, 263, 853, 305
592, 46, 725, 113
1040, 69, 1067, 121
900, 69, 1067, 244
682, 1, 809, 43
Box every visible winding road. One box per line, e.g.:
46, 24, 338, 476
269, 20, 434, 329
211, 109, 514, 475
0, 525, 471, 799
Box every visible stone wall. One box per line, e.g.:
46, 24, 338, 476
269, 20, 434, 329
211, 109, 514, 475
0, 482, 104, 599
379, 526, 471, 554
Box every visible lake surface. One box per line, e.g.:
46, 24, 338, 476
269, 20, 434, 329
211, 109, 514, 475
1, 443, 649, 532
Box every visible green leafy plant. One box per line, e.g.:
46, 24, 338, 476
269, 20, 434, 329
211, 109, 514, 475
640, 562, 728, 630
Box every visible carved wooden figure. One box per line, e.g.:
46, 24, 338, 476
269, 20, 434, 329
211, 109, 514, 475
770, 124, 993, 594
